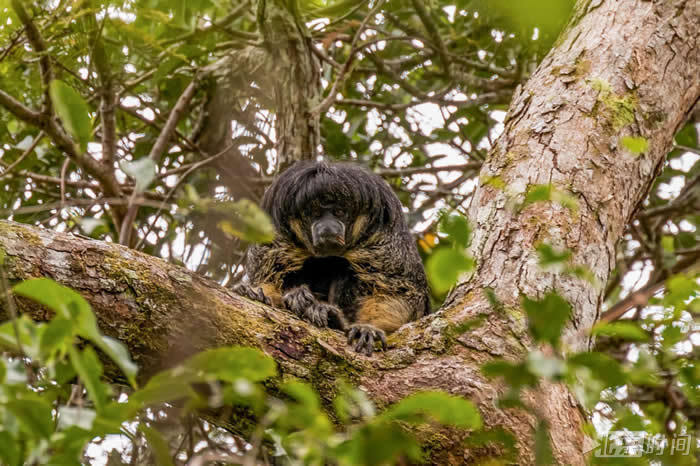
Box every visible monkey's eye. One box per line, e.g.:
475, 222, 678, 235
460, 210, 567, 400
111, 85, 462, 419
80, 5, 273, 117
332, 208, 346, 219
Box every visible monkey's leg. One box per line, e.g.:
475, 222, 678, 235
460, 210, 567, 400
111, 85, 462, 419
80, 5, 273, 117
283, 285, 347, 330
234, 283, 283, 307
347, 296, 414, 355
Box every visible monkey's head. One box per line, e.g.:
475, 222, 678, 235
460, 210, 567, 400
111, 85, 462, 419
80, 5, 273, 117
261, 161, 406, 257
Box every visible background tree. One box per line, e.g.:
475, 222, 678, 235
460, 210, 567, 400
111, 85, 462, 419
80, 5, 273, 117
0, 0, 697, 464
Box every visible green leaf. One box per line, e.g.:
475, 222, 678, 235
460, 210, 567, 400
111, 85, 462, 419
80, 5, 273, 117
194, 198, 276, 243
620, 136, 648, 155
0, 315, 40, 359
39, 317, 74, 360
120, 157, 157, 193
95, 336, 138, 387
592, 321, 649, 342
0, 431, 20, 466
337, 422, 422, 466
185, 347, 276, 383
383, 391, 482, 429
14, 279, 138, 386
527, 351, 565, 379
522, 292, 572, 346
68, 346, 110, 411
141, 425, 175, 466
482, 360, 538, 390
130, 371, 195, 406
567, 352, 626, 387
426, 247, 475, 295
438, 214, 471, 248
49, 80, 92, 152
6, 397, 54, 439
534, 420, 554, 466
536, 243, 571, 267
13, 278, 92, 325
664, 274, 697, 307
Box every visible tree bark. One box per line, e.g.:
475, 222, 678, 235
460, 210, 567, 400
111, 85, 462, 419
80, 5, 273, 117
0, 0, 697, 464
258, 0, 322, 169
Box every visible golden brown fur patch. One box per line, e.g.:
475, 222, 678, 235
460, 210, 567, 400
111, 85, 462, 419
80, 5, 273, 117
260, 282, 284, 308
289, 219, 314, 252
349, 215, 368, 243
355, 295, 414, 333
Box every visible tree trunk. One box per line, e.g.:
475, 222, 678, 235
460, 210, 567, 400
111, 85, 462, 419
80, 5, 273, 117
259, 0, 322, 169
0, 0, 696, 464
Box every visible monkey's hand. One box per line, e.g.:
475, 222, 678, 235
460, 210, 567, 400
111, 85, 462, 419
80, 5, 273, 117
233, 284, 272, 306
347, 323, 387, 356
283, 286, 347, 330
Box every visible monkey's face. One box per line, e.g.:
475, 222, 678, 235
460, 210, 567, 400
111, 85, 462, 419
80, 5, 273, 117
263, 161, 404, 257
308, 204, 347, 256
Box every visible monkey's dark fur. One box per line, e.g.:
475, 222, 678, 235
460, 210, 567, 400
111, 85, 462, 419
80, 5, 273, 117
236, 161, 430, 355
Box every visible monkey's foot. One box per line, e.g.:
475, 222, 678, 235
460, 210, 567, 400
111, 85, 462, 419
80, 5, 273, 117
347, 324, 387, 356
233, 284, 271, 306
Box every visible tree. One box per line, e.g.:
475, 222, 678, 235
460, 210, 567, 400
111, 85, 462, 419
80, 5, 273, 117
0, 0, 697, 464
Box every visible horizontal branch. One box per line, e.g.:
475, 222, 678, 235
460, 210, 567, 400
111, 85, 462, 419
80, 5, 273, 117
0, 220, 582, 464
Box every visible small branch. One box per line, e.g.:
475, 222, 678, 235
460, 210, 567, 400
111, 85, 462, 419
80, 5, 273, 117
147, 76, 201, 163
675, 143, 700, 156
91, 14, 117, 167
0, 131, 44, 179
11, 0, 53, 114
600, 255, 700, 322
0, 88, 42, 123
1, 196, 168, 217
135, 145, 231, 250
161, 1, 253, 46
309, 0, 386, 117
409, 0, 451, 77
119, 75, 202, 246
375, 162, 482, 177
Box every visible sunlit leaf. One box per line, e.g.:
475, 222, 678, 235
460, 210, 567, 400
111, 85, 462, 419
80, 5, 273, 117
592, 321, 649, 342
382, 391, 482, 429
426, 247, 475, 295
120, 157, 157, 193
522, 292, 572, 346
6, 397, 54, 439
49, 80, 92, 152
620, 136, 648, 155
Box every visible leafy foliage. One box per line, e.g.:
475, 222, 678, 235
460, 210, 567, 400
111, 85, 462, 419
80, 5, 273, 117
0, 0, 697, 464
0, 278, 483, 465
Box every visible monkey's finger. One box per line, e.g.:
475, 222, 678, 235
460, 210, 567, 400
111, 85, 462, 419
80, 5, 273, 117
364, 335, 374, 356
347, 327, 359, 343
256, 288, 271, 306
377, 331, 387, 350
354, 331, 369, 354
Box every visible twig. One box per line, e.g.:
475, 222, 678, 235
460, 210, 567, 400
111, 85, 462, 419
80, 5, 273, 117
600, 255, 700, 322
11, 0, 53, 114
375, 162, 482, 177
134, 145, 231, 250
119, 75, 201, 245
309, 0, 386, 117
0, 131, 44, 179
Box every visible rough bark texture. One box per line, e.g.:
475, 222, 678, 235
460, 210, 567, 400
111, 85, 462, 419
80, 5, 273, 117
0, 0, 697, 464
259, 0, 322, 169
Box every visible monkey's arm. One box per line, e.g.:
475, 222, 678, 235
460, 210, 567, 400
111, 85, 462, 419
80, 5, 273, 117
234, 242, 293, 307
